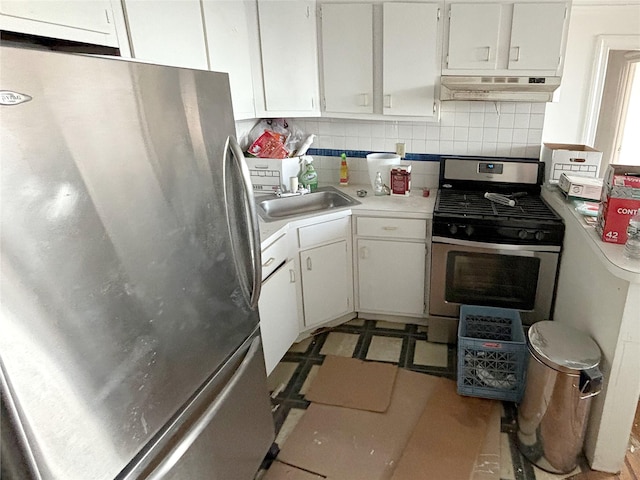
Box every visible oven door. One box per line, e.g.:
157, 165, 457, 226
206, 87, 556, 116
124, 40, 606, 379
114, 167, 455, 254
430, 237, 560, 325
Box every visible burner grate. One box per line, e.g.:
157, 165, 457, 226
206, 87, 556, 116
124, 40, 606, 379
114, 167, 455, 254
437, 190, 559, 221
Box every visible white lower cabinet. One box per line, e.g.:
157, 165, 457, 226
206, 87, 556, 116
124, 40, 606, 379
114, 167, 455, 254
300, 240, 352, 328
355, 216, 428, 318
259, 258, 301, 375
357, 239, 426, 316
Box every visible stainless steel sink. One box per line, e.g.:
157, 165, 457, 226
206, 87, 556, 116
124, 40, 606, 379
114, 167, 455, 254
256, 186, 361, 222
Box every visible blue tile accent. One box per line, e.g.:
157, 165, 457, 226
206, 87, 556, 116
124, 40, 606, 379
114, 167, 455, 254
307, 148, 441, 161
307, 148, 537, 162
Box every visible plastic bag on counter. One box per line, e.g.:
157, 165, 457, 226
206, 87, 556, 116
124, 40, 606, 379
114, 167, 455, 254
246, 119, 306, 158
573, 200, 600, 217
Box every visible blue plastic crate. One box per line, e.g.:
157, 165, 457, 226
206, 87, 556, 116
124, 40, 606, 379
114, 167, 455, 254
457, 305, 527, 402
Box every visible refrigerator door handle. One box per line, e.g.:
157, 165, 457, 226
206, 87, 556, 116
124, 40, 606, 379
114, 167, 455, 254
145, 336, 262, 480
223, 136, 262, 309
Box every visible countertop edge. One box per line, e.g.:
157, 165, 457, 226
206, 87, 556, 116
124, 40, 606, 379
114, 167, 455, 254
542, 187, 640, 284
258, 184, 436, 248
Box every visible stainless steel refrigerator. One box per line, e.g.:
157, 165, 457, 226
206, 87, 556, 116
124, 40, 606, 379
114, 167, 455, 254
0, 46, 275, 479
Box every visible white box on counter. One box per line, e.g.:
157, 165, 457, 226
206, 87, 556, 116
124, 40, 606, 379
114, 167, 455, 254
558, 173, 603, 201
245, 156, 301, 193
541, 143, 602, 184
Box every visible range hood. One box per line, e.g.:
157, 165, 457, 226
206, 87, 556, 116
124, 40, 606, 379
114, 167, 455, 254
440, 76, 561, 102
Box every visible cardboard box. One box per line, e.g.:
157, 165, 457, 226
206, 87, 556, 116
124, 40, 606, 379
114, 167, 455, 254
558, 173, 603, 201
596, 165, 640, 244
541, 143, 602, 184
245, 156, 301, 193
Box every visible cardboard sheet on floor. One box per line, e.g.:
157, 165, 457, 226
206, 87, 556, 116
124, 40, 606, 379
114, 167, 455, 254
390, 381, 494, 480
278, 369, 444, 480
471, 402, 501, 480
262, 460, 326, 480
304, 355, 398, 412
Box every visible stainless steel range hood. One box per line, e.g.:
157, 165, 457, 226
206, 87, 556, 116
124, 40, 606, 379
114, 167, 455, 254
440, 76, 561, 102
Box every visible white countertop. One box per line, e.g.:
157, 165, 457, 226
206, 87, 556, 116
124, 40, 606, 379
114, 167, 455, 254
257, 184, 437, 248
542, 187, 640, 284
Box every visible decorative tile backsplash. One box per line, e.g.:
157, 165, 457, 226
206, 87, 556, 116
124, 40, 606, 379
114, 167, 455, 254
235, 101, 547, 189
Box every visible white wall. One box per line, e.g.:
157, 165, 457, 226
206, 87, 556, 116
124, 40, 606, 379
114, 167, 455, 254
542, 2, 640, 144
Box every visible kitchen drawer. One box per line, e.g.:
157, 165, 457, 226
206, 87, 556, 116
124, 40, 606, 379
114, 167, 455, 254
298, 216, 350, 249
261, 233, 288, 281
356, 217, 426, 240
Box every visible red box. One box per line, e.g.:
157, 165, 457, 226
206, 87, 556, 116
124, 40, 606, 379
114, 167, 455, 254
596, 165, 640, 244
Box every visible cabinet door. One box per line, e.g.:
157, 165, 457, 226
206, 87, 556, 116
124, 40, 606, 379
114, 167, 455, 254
446, 3, 501, 70
383, 2, 439, 117
357, 239, 425, 316
321, 3, 373, 114
257, 0, 319, 113
259, 259, 301, 375
124, 0, 209, 70
509, 3, 566, 71
0, 0, 119, 47
202, 0, 255, 119
300, 241, 351, 328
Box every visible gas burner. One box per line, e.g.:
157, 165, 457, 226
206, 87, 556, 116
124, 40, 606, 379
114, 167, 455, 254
433, 157, 565, 247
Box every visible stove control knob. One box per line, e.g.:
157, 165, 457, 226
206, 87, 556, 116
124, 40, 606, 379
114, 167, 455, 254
518, 229, 529, 240
535, 231, 546, 241
465, 225, 474, 237
449, 224, 458, 235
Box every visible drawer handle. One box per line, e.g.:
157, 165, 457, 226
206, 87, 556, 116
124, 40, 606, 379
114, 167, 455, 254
306, 257, 312, 271
263, 257, 276, 267
382, 226, 398, 231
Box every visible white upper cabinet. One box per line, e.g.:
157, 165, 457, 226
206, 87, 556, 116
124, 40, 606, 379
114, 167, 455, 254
444, 2, 569, 76
320, 2, 440, 119
0, 0, 126, 50
254, 0, 320, 116
321, 3, 374, 115
202, 0, 255, 120
508, 3, 567, 71
446, 3, 501, 70
383, 2, 440, 117
123, 0, 208, 70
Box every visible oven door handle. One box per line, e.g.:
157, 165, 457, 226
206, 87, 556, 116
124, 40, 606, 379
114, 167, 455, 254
432, 236, 562, 253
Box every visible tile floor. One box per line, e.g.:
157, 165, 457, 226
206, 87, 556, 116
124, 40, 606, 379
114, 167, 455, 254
262, 319, 588, 480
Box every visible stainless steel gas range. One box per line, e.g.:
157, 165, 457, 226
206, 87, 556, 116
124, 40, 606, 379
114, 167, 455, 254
428, 156, 565, 343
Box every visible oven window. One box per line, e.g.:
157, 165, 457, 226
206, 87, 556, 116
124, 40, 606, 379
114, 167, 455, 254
445, 252, 540, 310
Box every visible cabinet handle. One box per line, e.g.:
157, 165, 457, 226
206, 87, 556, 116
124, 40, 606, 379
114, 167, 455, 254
511, 46, 521, 62
359, 93, 370, 107
359, 246, 369, 259
382, 226, 398, 231
384, 95, 392, 108
289, 269, 296, 283
483, 46, 491, 61
306, 257, 312, 271
263, 257, 275, 267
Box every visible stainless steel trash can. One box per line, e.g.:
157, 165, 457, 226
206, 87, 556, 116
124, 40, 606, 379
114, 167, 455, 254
517, 321, 603, 474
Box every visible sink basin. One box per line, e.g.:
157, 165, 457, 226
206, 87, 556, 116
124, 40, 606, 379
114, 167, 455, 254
256, 186, 361, 222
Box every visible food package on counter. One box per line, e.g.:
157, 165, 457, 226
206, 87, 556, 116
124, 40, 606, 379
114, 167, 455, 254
246, 119, 307, 158
596, 165, 640, 244
247, 130, 289, 159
